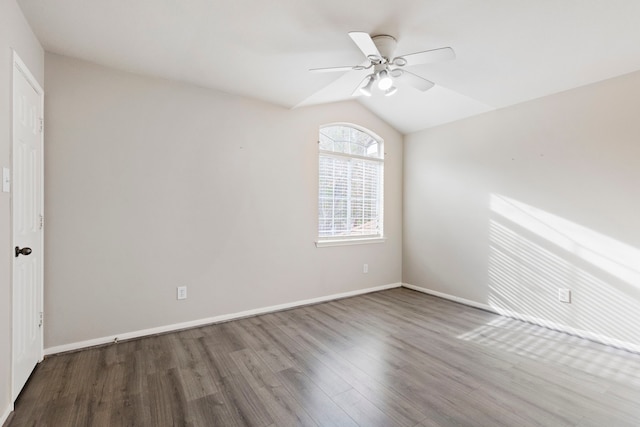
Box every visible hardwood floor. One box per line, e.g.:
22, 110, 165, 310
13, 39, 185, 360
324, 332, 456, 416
8, 288, 640, 426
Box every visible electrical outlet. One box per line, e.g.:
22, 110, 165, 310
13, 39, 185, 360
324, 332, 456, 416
177, 286, 187, 300
363, 264, 368, 273
558, 288, 571, 303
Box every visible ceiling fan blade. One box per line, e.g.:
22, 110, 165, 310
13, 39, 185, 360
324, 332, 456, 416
348, 32, 382, 61
309, 65, 361, 73
395, 70, 435, 92
393, 47, 455, 67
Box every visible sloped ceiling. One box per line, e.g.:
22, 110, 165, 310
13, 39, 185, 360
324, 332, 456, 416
17, 0, 640, 133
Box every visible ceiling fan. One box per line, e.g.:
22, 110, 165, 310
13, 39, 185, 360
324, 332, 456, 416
310, 32, 455, 97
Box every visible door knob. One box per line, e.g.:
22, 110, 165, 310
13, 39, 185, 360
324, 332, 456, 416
15, 246, 32, 257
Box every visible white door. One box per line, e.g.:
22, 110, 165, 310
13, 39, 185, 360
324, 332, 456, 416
12, 52, 44, 400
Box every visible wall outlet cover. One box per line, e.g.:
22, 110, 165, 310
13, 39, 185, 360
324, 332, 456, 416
558, 288, 571, 303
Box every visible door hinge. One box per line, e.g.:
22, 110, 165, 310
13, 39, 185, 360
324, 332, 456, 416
38, 311, 43, 328
39, 117, 44, 133
39, 214, 44, 230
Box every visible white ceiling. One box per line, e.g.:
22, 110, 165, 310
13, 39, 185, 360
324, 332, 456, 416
17, 0, 640, 134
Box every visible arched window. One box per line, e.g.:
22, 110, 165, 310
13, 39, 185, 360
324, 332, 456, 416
317, 124, 384, 245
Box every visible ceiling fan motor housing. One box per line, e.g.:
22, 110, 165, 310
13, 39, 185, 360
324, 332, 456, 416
372, 35, 397, 62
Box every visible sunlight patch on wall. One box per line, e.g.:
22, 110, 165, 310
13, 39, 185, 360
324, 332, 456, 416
490, 195, 640, 287
480, 194, 640, 349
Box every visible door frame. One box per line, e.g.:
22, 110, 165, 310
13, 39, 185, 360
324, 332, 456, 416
11, 50, 44, 402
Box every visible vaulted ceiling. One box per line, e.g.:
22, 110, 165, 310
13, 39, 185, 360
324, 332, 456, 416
18, 0, 640, 133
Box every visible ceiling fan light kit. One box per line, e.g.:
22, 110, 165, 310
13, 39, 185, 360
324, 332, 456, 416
359, 75, 375, 96
384, 86, 398, 97
311, 31, 455, 98
377, 69, 393, 90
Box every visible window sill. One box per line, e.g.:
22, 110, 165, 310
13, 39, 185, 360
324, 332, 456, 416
315, 237, 386, 248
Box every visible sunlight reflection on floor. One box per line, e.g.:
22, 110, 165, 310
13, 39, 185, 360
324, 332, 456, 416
457, 315, 640, 384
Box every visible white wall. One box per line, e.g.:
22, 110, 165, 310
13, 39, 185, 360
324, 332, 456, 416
43, 53, 402, 350
404, 70, 640, 349
0, 0, 44, 421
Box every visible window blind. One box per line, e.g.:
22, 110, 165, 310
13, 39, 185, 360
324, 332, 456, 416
318, 125, 383, 239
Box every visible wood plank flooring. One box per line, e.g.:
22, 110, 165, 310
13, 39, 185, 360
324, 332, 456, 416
8, 288, 640, 426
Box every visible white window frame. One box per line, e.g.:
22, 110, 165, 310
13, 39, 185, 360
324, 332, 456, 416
316, 123, 385, 248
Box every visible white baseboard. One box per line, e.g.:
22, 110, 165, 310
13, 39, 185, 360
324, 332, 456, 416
45, 282, 402, 356
402, 283, 640, 354
1, 403, 13, 426
401, 283, 495, 312
491, 306, 640, 354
